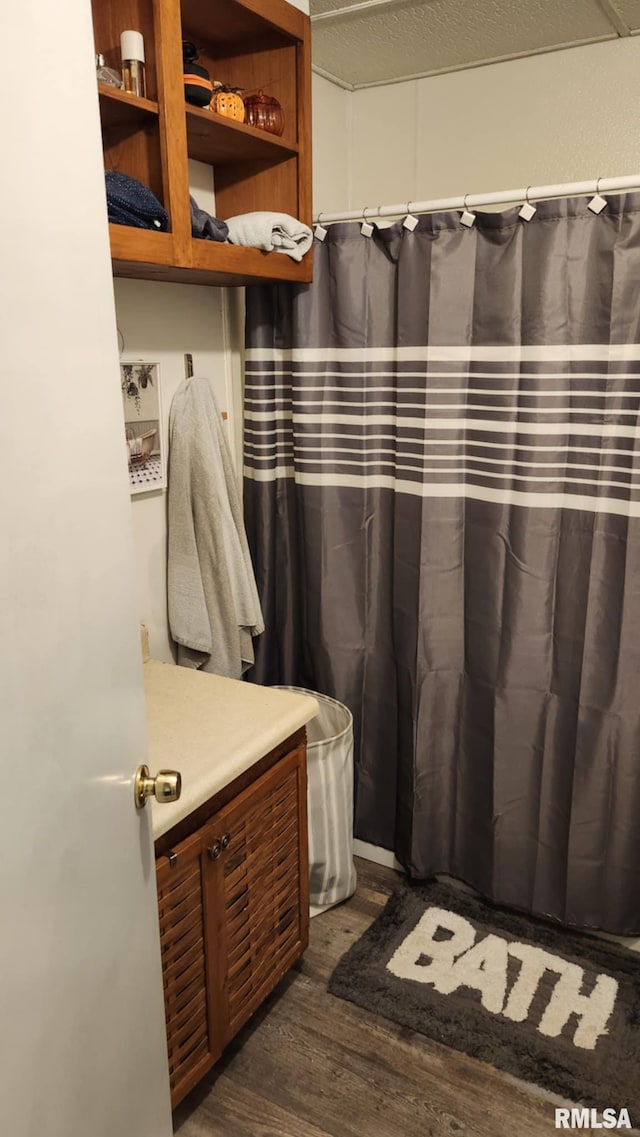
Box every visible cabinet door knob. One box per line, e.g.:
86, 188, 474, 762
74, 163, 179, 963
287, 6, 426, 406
221, 833, 231, 849
208, 840, 222, 860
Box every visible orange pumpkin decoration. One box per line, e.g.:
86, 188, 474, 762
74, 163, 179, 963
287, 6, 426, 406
210, 85, 245, 122
244, 89, 285, 136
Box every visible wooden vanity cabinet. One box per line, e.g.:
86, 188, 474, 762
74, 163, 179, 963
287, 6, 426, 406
155, 729, 309, 1108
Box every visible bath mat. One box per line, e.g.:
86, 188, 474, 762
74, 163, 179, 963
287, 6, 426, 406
328, 881, 639, 1124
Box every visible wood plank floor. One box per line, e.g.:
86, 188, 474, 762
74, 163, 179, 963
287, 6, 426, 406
173, 858, 632, 1137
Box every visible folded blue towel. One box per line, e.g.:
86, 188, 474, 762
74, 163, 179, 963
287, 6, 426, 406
105, 171, 169, 231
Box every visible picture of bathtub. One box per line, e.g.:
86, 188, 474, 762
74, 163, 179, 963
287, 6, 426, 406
120, 361, 165, 494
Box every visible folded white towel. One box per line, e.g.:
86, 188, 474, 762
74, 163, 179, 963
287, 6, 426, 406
225, 211, 312, 262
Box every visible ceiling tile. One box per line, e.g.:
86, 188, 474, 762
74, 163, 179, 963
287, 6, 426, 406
312, 0, 367, 11
607, 0, 640, 31
311, 0, 618, 87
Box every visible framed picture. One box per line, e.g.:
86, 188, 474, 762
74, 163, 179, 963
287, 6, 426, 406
120, 361, 165, 495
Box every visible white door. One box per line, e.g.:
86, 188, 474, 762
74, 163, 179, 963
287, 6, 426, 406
0, 3, 173, 1136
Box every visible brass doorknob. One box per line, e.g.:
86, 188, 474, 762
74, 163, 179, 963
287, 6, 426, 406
134, 764, 182, 810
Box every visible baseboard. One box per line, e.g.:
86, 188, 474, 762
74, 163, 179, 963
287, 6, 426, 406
352, 839, 403, 872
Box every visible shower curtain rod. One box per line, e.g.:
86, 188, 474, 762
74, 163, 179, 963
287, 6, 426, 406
313, 172, 640, 225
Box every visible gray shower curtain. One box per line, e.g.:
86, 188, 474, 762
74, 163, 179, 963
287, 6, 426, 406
244, 195, 640, 935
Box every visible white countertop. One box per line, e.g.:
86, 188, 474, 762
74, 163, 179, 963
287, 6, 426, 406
144, 660, 319, 839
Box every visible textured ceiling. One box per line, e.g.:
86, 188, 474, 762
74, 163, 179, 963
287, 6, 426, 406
310, 0, 640, 88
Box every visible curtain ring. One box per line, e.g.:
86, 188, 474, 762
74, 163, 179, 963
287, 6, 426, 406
596, 177, 602, 195
464, 193, 469, 210
361, 205, 375, 237
519, 185, 537, 221
317, 212, 324, 224
403, 200, 419, 232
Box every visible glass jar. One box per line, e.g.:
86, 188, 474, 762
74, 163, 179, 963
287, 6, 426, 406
96, 54, 122, 89
244, 90, 284, 137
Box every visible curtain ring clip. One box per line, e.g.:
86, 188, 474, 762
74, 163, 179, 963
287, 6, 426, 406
403, 201, 419, 231
461, 192, 476, 227
588, 176, 608, 214
314, 211, 328, 242
361, 205, 374, 236
519, 186, 537, 221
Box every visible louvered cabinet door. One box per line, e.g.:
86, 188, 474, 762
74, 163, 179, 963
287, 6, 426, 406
207, 742, 310, 1045
156, 829, 221, 1108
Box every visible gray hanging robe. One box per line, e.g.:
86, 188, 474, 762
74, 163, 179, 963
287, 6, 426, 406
168, 375, 264, 679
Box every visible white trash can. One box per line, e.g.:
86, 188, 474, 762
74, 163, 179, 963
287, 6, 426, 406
275, 687, 357, 916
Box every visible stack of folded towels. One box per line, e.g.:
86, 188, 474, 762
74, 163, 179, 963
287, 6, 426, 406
105, 173, 313, 261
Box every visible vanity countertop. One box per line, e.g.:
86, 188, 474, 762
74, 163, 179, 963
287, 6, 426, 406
143, 659, 319, 839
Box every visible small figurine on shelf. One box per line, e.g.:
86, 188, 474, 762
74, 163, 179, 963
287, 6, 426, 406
182, 42, 213, 107
96, 53, 122, 89
244, 89, 285, 137
210, 83, 245, 122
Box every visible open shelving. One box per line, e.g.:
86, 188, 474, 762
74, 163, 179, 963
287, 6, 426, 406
91, 0, 312, 286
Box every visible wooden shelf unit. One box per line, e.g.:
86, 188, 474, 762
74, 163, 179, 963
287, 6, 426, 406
92, 0, 312, 285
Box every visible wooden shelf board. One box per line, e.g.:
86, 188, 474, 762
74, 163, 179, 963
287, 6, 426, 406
98, 85, 159, 129
109, 225, 176, 267
186, 106, 297, 165
181, 0, 306, 50
112, 238, 312, 287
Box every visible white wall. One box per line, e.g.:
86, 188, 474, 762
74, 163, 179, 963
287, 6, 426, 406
312, 72, 351, 213
114, 279, 234, 664
312, 36, 640, 214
